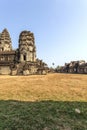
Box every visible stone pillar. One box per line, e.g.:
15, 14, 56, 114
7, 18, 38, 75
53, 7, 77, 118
33, 52, 36, 62
26, 52, 30, 61
20, 54, 24, 62
30, 52, 33, 62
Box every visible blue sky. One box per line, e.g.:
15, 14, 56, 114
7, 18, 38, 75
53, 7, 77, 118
0, 0, 87, 67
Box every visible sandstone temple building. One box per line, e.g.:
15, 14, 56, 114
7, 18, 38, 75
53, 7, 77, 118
0, 29, 48, 75
56, 60, 87, 74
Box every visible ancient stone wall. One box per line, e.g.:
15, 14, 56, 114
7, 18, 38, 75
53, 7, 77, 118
56, 60, 87, 74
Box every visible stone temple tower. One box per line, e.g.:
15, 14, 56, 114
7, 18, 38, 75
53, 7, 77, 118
0, 29, 12, 51
19, 30, 36, 62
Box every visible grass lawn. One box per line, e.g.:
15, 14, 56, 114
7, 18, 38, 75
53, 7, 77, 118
0, 73, 87, 130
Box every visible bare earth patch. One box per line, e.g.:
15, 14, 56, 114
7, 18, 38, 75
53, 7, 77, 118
0, 73, 87, 101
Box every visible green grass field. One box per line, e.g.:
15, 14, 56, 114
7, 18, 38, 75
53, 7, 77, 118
0, 73, 87, 130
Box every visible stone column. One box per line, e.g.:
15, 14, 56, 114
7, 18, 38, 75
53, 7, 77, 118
33, 52, 36, 62
30, 52, 33, 62
26, 52, 30, 61
20, 54, 24, 62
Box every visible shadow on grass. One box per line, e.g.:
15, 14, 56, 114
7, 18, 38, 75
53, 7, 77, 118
0, 100, 87, 130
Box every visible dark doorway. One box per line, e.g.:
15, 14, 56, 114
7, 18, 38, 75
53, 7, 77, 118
23, 55, 26, 61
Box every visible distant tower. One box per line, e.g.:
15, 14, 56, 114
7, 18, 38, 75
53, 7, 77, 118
19, 30, 36, 62
0, 29, 12, 51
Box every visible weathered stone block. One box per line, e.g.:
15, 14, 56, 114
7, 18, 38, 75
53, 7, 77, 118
23, 70, 30, 75
0, 66, 11, 75
11, 70, 17, 76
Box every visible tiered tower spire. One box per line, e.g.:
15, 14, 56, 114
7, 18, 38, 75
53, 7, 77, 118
19, 30, 36, 62
0, 28, 12, 51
